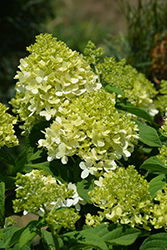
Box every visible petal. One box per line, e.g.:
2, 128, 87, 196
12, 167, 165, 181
61, 155, 68, 164
81, 169, 89, 179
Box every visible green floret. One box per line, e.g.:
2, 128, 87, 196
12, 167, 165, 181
13, 170, 80, 229
10, 34, 101, 134
84, 41, 158, 117
0, 102, 18, 148
87, 165, 152, 230
151, 185, 167, 231
38, 89, 139, 177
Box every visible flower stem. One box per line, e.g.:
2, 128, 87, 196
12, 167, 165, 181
49, 223, 60, 250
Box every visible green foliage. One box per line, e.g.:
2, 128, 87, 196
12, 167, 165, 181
1, 34, 167, 249
140, 233, 167, 250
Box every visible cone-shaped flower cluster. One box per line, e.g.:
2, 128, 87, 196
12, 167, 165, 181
150, 185, 167, 230
13, 170, 80, 229
10, 34, 101, 134
87, 165, 152, 230
84, 41, 158, 116
0, 103, 18, 148
39, 89, 139, 178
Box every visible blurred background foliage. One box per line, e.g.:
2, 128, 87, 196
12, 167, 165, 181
0, 0, 54, 104
107, 0, 167, 85
0, 0, 167, 104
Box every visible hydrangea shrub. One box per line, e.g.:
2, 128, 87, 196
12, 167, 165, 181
1, 34, 167, 249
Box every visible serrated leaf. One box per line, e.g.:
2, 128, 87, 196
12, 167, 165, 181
140, 233, 167, 250
77, 175, 94, 203
140, 156, 167, 174
149, 174, 167, 198
63, 230, 108, 250
102, 225, 140, 246
84, 224, 140, 246
25, 161, 52, 175
0, 182, 5, 227
135, 120, 162, 147
27, 147, 43, 162
104, 85, 125, 97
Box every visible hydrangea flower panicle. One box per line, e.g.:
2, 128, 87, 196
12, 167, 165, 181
10, 33, 101, 133
39, 89, 139, 177
13, 170, 80, 229
0, 103, 18, 148
87, 165, 152, 230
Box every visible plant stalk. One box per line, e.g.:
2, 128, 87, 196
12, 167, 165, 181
49, 223, 60, 250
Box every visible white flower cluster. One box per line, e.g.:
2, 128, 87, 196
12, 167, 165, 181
39, 89, 139, 178
10, 34, 101, 133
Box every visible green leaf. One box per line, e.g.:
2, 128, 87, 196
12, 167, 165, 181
41, 229, 55, 250
116, 101, 154, 124
0, 149, 15, 166
0, 181, 5, 227
140, 156, 167, 174
12, 242, 31, 250
140, 233, 167, 250
135, 120, 162, 147
12, 150, 27, 176
149, 174, 167, 198
3, 176, 15, 191
19, 220, 44, 249
84, 224, 140, 246
27, 147, 43, 163
0, 230, 5, 241
63, 230, 108, 250
1, 227, 20, 249
9, 227, 25, 248
77, 175, 95, 203
101, 224, 140, 246
25, 161, 52, 175
104, 85, 125, 97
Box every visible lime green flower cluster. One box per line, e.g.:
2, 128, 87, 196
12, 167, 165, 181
39, 89, 139, 178
46, 207, 80, 230
13, 170, 80, 229
0, 103, 18, 148
158, 118, 167, 164
10, 34, 101, 134
158, 144, 167, 166
150, 185, 167, 230
160, 113, 167, 137
87, 166, 152, 230
84, 42, 158, 116
155, 80, 167, 115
